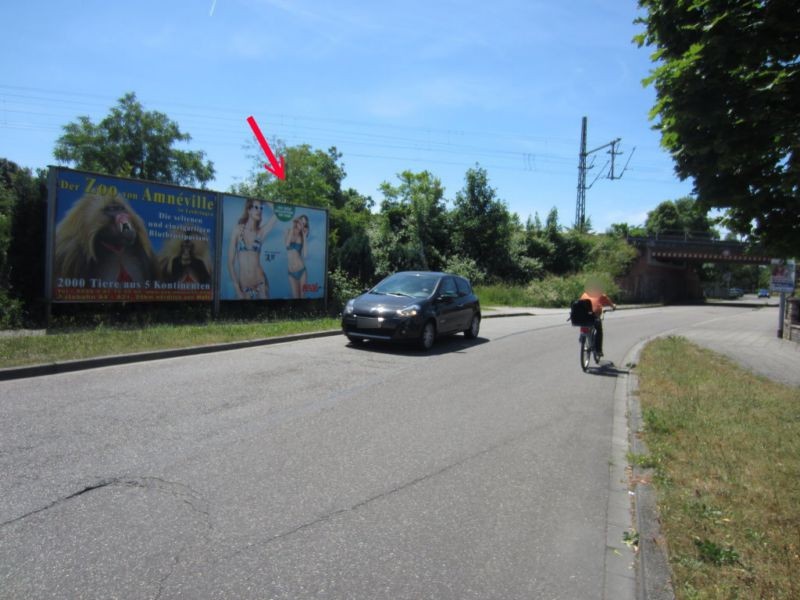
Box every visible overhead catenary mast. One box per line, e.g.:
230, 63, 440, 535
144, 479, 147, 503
574, 116, 635, 232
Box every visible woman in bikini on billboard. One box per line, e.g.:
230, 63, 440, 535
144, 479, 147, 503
227, 198, 277, 299
285, 214, 309, 299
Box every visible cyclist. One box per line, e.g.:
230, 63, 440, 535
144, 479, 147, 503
579, 282, 617, 357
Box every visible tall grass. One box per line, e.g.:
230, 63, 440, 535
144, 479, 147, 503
475, 285, 534, 307
477, 271, 620, 308
528, 271, 619, 308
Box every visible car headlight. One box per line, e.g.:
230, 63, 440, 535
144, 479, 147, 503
396, 304, 420, 317
344, 299, 355, 315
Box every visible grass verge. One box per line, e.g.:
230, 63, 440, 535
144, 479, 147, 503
637, 336, 800, 599
0, 318, 340, 368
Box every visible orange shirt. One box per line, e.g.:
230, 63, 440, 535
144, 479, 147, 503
580, 291, 614, 316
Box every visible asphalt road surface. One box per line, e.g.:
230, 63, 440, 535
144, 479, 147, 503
0, 305, 776, 599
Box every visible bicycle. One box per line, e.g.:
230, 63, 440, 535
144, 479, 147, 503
569, 302, 612, 372
578, 316, 601, 372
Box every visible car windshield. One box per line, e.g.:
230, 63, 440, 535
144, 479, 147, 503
371, 273, 440, 299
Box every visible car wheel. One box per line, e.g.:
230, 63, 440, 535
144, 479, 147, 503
418, 321, 436, 351
346, 335, 364, 345
464, 313, 480, 339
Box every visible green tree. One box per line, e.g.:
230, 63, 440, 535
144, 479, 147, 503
606, 222, 647, 238
584, 234, 639, 278
54, 92, 214, 187
524, 212, 556, 270
636, 0, 800, 255
331, 188, 375, 282
524, 207, 589, 275
606, 223, 629, 238
645, 197, 717, 237
645, 201, 682, 236
235, 144, 375, 282
0, 159, 47, 324
235, 144, 342, 209
0, 163, 14, 281
376, 171, 449, 272
507, 215, 544, 283
451, 166, 515, 279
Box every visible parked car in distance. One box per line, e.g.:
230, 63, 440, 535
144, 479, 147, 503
758, 288, 770, 298
728, 287, 744, 299
342, 271, 481, 350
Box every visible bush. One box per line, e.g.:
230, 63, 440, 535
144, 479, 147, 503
0, 289, 24, 329
527, 271, 620, 308
585, 235, 638, 277
443, 254, 486, 285
328, 268, 364, 313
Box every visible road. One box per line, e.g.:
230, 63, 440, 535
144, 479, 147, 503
0, 304, 779, 599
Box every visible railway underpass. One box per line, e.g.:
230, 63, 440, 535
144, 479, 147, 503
618, 236, 773, 303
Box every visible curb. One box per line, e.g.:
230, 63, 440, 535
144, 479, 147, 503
616, 304, 662, 311
0, 329, 342, 382
624, 339, 676, 600
603, 346, 638, 600
702, 300, 779, 309
1, 304, 663, 381
481, 304, 662, 319
0, 313, 533, 382
0, 315, 526, 381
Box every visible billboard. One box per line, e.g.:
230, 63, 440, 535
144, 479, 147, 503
770, 259, 796, 294
220, 194, 327, 300
47, 168, 216, 302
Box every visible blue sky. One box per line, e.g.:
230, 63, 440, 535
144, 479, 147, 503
0, 0, 693, 230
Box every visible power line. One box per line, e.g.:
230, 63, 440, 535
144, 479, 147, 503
0, 86, 682, 188
0, 86, 673, 171
0, 84, 577, 146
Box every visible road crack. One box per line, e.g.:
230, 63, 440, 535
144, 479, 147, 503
226, 428, 537, 567
0, 476, 210, 528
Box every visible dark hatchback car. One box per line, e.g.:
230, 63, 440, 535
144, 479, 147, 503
342, 271, 481, 350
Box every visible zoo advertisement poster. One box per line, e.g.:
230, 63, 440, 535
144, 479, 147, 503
49, 168, 216, 302
220, 194, 327, 301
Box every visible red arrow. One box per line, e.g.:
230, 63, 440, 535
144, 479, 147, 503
246, 115, 285, 180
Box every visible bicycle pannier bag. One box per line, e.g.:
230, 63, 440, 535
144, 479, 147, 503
570, 299, 595, 326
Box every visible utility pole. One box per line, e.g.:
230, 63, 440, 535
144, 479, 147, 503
574, 116, 635, 232
575, 117, 587, 233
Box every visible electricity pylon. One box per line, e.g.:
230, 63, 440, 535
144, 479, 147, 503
575, 116, 634, 232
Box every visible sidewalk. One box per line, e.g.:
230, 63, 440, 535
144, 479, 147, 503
482, 302, 660, 318
675, 306, 800, 388
482, 305, 561, 317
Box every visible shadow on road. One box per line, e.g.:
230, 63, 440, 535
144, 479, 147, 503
585, 361, 630, 377
345, 335, 489, 357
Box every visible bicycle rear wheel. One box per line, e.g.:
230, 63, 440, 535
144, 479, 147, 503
580, 337, 591, 371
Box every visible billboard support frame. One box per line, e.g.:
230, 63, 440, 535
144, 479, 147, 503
213, 192, 223, 318
44, 168, 58, 328
323, 209, 330, 314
